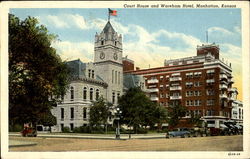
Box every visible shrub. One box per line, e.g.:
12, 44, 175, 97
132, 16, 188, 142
62, 126, 70, 133
9, 124, 23, 132
136, 127, 148, 134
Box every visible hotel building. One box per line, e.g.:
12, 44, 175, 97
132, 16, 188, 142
124, 43, 237, 125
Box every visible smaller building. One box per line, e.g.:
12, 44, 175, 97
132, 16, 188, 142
230, 87, 243, 125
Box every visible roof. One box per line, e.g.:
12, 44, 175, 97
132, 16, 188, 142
101, 21, 117, 40
123, 73, 141, 89
103, 21, 115, 34
66, 59, 106, 84
66, 59, 86, 78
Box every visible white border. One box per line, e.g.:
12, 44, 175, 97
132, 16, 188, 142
1, 1, 249, 159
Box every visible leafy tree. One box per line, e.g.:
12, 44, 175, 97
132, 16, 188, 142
167, 104, 187, 127
89, 97, 113, 128
188, 113, 202, 127
9, 14, 70, 128
39, 111, 57, 132
118, 87, 167, 132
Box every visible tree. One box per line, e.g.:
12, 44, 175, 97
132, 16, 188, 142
167, 104, 187, 128
89, 97, 113, 127
118, 87, 167, 132
188, 113, 202, 127
39, 111, 57, 132
9, 14, 70, 128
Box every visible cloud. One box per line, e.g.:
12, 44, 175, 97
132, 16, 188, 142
46, 15, 69, 28
208, 27, 234, 36
207, 26, 241, 46
37, 14, 88, 30
52, 41, 94, 62
234, 26, 241, 34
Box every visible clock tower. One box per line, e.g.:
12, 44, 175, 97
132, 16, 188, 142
94, 21, 123, 104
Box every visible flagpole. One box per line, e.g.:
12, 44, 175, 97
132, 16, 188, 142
108, 8, 110, 21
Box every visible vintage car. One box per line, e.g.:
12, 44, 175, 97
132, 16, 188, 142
21, 127, 37, 137
166, 128, 191, 138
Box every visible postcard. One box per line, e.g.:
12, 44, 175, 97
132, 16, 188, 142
1, 1, 249, 159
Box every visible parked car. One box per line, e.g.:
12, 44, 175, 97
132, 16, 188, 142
189, 127, 210, 137
166, 128, 191, 138
21, 127, 37, 137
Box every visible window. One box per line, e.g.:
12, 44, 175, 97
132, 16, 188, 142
90, 88, 93, 101
61, 108, 64, 119
112, 70, 114, 83
194, 100, 201, 106
186, 91, 193, 97
186, 82, 193, 88
92, 70, 94, 78
115, 41, 117, 46
117, 93, 120, 102
118, 72, 120, 84
190, 100, 193, 106
115, 71, 117, 84
206, 79, 215, 84
83, 87, 87, 100
70, 108, 74, 119
194, 72, 202, 77
186, 100, 190, 106
194, 81, 202, 87
70, 123, 74, 131
83, 108, 87, 119
185, 72, 193, 78
206, 69, 215, 74
61, 124, 64, 132
207, 89, 214, 96
112, 92, 115, 104
70, 87, 74, 101
101, 40, 104, 45
160, 93, 165, 98
206, 110, 214, 116
88, 69, 91, 78
96, 89, 99, 100
194, 91, 199, 96
207, 99, 215, 106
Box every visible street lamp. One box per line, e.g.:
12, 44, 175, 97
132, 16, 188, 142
114, 107, 122, 139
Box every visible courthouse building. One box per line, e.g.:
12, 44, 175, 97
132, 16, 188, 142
51, 21, 123, 132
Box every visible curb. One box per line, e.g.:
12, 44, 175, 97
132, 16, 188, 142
9, 143, 37, 148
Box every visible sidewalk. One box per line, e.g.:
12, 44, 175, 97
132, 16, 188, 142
9, 132, 166, 140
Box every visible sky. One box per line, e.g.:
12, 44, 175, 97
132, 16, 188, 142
10, 8, 242, 100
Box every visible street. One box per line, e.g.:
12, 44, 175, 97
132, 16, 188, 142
9, 135, 243, 151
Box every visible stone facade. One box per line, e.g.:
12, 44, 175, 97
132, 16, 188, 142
51, 21, 123, 132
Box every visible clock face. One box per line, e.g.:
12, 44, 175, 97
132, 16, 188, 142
100, 52, 105, 59
113, 52, 118, 60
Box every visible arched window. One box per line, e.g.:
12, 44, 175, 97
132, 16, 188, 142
96, 89, 100, 100
112, 92, 115, 104
90, 88, 93, 101
83, 87, 87, 100
83, 108, 87, 119
70, 86, 74, 101
117, 93, 120, 103
88, 69, 91, 78
92, 70, 94, 79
